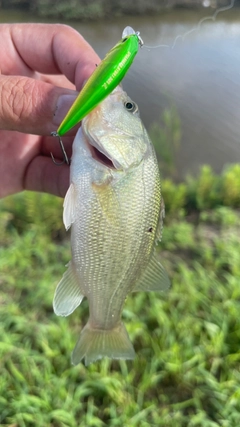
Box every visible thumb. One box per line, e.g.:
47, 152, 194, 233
0, 75, 78, 135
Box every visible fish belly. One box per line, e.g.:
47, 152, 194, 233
70, 152, 160, 365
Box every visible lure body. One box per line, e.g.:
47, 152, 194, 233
57, 32, 141, 136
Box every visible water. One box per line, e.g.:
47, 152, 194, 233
1, 7, 240, 178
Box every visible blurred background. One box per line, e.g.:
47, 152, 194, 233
1, 2, 240, 427
1, 0, 240, 179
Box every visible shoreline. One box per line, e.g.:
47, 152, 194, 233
1, 0, 237, 20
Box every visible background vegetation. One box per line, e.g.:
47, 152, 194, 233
1, 161, 240, 426
1, 0, 240, 424
0, 0, 238, 20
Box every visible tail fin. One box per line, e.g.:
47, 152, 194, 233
71, 322, 135, 366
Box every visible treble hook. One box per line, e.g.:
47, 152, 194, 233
50, 132, 70, 166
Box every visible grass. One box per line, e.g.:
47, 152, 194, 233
1, 164, 240, 426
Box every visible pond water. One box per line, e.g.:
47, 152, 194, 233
1, 7, 240, 178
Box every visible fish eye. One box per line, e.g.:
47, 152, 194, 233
124, 101, 138, 113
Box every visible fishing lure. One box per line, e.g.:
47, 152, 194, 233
55, 26, 143, 139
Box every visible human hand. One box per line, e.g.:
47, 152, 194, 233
0, 23, 100, 198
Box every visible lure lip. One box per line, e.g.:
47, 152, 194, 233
122, 26, 144, 47
136, 31, 144, 47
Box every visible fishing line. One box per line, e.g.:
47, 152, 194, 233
143, 0, 235, 51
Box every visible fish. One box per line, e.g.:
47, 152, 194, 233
53, 86, 170, 366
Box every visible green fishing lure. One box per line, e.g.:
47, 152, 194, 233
56, 27, 143, 137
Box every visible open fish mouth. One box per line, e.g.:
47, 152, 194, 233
81, 118, 118, 169
82, 128, 121, 170
89, 143, 116, 169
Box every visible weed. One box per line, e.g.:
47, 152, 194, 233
1, 165, 240, 426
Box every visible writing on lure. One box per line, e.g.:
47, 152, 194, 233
50, 27, 143, 165
54, 27, 143, 138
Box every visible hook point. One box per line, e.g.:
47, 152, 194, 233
50, 132, 70, 166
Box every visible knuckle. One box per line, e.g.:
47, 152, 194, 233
52, 23, 79, 43
55, 23, 78, 37
9, 78, 34, 120
1, 78, 32, 122
0, 77, 41, 128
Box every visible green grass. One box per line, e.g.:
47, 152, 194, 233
1, 165, 240, 426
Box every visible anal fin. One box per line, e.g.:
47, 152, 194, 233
132, 251, 170, 293
53, 261, 84, 316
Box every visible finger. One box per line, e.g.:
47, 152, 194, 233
23, 155, 70, 198
2, 23, 100, 90
0, 75, 79, 135
40, 73, 75, 90
0, 23, 101, 135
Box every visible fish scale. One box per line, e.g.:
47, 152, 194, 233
53, 86, 170, 366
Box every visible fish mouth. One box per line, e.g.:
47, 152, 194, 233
89, 144, 115, 169
82, 128, 119, 170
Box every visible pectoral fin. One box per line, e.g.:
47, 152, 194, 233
132, 251, 170, 293
63, 183, 76, 230
53, 261, 84, 316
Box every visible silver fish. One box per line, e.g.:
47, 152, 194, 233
53, 86, 170, 366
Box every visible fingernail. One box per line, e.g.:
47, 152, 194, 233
53, 93, 78, 126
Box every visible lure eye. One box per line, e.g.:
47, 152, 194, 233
124, 101, 138, 113
122, 37, 128, 43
